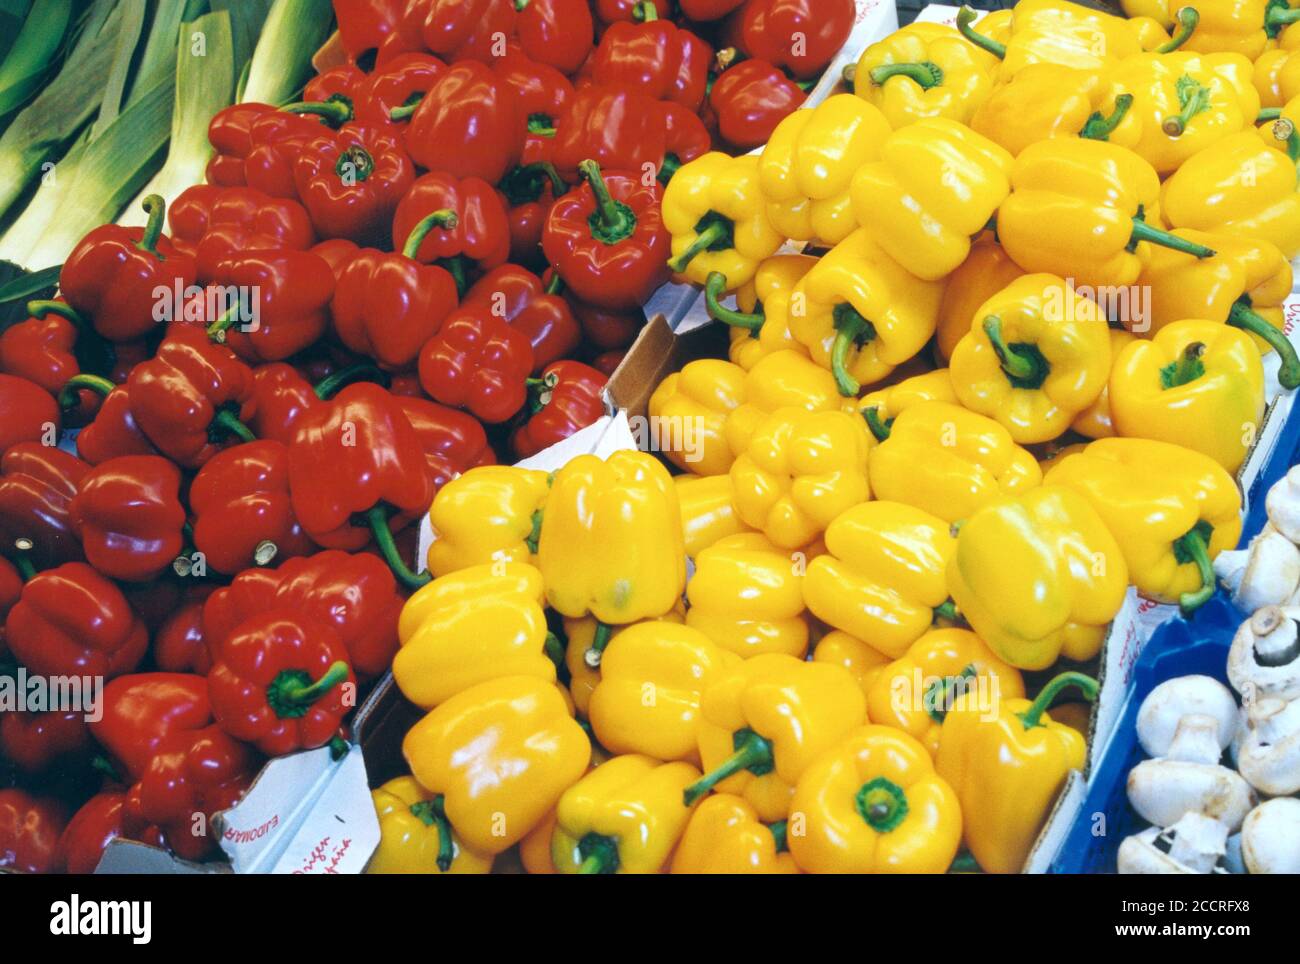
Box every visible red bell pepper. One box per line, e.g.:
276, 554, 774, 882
91, 673, 214, 777
67, 383, 160, 465
592, 3, 712, 111
498, 162, 568, 267
464, 265, 581, 369
0, 555, 19, 634
207, 103, 275, 188
724, 0, 855, 80
511, 359, 609, 457
392, 171, 512, 290
206, 250, 337, 363
292, 124, 415, 245
394, 394, 497, 491
209, 104, 325, 197
190, 440, 319, 576
661, 100, 713, 182
0, 704, 92, 774
333, 0, 417, 64
5, 560, 149, 677
332, 211, 461, 371
59, 195, 198, 343
709, 58, 806, 151
403, 62, 523, 185
416, 0, 520, 63
517, 0, 595, 75
247, 361, 388, 445
168, 185, 317, 284
55, 792, 128, 875
591, 349, 626, 375
417, 305, 536, 424
595, 0, 671, 23
69, 456, 186, 583
204, 549, 404, 679
154, 585, 215, 675
543, 161, 671, 310
287, 383, 433, 586
495, 46, 574, 168
551, 85, 667, 183
679, 0, 744, 18
0, 443, 89, 569
356, 52, 446, 125
0, 300, 114, 422
127, 326, 256, 466
209, 610, 355, 757
0, 789, 66, 873
306, 62, 368, 103
0, 373, 60, 454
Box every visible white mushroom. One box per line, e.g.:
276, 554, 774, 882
1234, 695, 1300, 795
1136, 675, 1238, 758
1265, 465, 1300, 543
1117, 813, 1230, 874
1241, 798, 1300, 874
1127, 714, 1256, 831
1213, 525, 1300, 613
1228, 605, 1300, 701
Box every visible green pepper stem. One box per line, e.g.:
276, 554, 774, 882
831, 305, 874, 397
1273, 117, 1300, 163
956, 6, 1006, 58
983, 315, 1039, 383
1165, 341, 1206, 388
389, 97, 422, 122
856, 776, 909, 833
1018, 671, 1099, 729
1266, 0, 1300, 34
408, 795, 455, 872
842, 64, 857, 90
768, 820, 789, 854
525, 508, 543, 554
633, 0, 658, 21
544, 631, 564, 671
583, 621, 613, 668
136, 195, 166, 258
868, 61, 944, 89
1157, 6, 1199, 53
932, 599, 959, 623
544, 272, 564, 296
12, 551, 36, 582
1128, 219, 1216, 258
58, 372, 115, 410
1079, 93, 1133, 140
206, 301, 243, 343
1175, 525, 1216, 613
1227, 300, 1300, 389
862, 405, 892, 441
90, 754, 122, 783
313, 363, 390, 400
949, 852, 981, 873
283, 94, 353, 126
26, 299, 87, 328
401, 209, 459, 259
515, 0, 531, 10
668, 221, 731, 275
705, 271, 762, 332
682, 729, 774, 806
527, 113, 557, 136
282, 661, 350, 705
1161, 77, 1211, 137
439, 256, 468, 297
366, 504, 432, 590
210, 409, 256, 444
1259, 108, 1283, 122
580, 160, 638, 247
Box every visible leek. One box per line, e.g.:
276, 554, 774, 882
0, 0, 74, 119
241, 0, 332, 106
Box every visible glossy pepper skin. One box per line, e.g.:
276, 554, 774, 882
0, 702, 92, 774
803, 501, 958, 660
153, 585, 215, 675
208, 610, 355, 756
670, 793, 799, 874
955, 0, 1142, 80
851, 118, 1012, 282
0, 302, 106, 422
405, 62, 523, 185
208, 104, 325, 196
5, 562, 148, 679
355, 52, 447, 125
394, 563, 556, 709
415, 0, 520, 64
937, 671, 1095, 874
426, 465, 549, 577
292, 123, 415, 245
395, 393, 497, 493
592, 3, 711, 110
0, 443, 88, 568
464, 266, 581, 371
167, 184, 316, 283
208, 250, 337, 363
856, 369, 958, 430
543, 162, 671, 311
538, 451, 686, 630
950, 274, 1111, 445
367, 776, 493, 874
789, 724, 962, 874
69, 456, 186, 583
724, 351, 844, 460
515, 0, 594, 75
417, 305, 535, 423
758, 96, 888, 248
709, 59, 806, 153
0, 790, 66, 874
511, 360, 607, 459
60, 196, 198, 342
391, 171, 512, 278
55, 792, 128, 874
0, 373, 60, 455
936, 236, 1025, 362
72, 384, 159, 465
686, 533, 809, 658
789, 228, 946, 396
590, 620, 738, 762
685, 653, 866, 822
1252, 25, 1300, 106
1109, 319, 1265, 473
675, 473, 754, 558
647, 358, 745, 475
947, 486, 1129, 670
1182, 0, 1300, 58
724, 254, 816, 370
550, 86, 667, 183
727, 0, 856, 80
868, 400, 1042, 524
403, 675, 591, 858
552, 754, 700, 874
498, 161, 567, 268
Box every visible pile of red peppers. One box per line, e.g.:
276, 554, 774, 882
0, 0, 853, 874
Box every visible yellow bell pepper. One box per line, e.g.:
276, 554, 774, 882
789, 228, 946, 396
1109, 319, 1265, 473
366, 776, 494, 875
402, 675, 592, 857
394, 562, 555, 709
813, 630, 893, 699
724, 350, 845, 461
936, 671, 1095, 874
866, 400, 1043, 523
1134, 229, 1300, 387
757, 95, 889, 248
1161, 128, 1300, 259
520, 807, 561, 874
538, 450, 686, 631
562, 606, 686, 717
848, 22, 999, 129
1253, 25, 1300, 105
1070, 328, 1137, 440
670, 793, 800, 874
588, 620, 739, 762
648, 358, 746, 476
788, 724, 962, 874
804, 500, 959, 659
935, 236, 1026, 362
866, 627, 1025, 757
674, 473, 755, 558
1043, 437, 1243, 611
723, 254, 816, 370
1121, 0, 1177, 29
552, 754, 700, 874
856, 369, 957, 440
955, 1, 1144, 80
425, 465, 550, 578
685, 652, 866, 821
996, 138, 1217, 291
1182, 0, 1300, 59
849, 118, 1013, 282
948, 274, 1112, 444
729, 407, 872, 550
686, 532, 810, 658
946, 486, 1130, 670
1100, 52, 1260, 176
664, 152, 782, 292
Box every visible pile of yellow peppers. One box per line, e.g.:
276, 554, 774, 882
365, 0, 1296, 875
